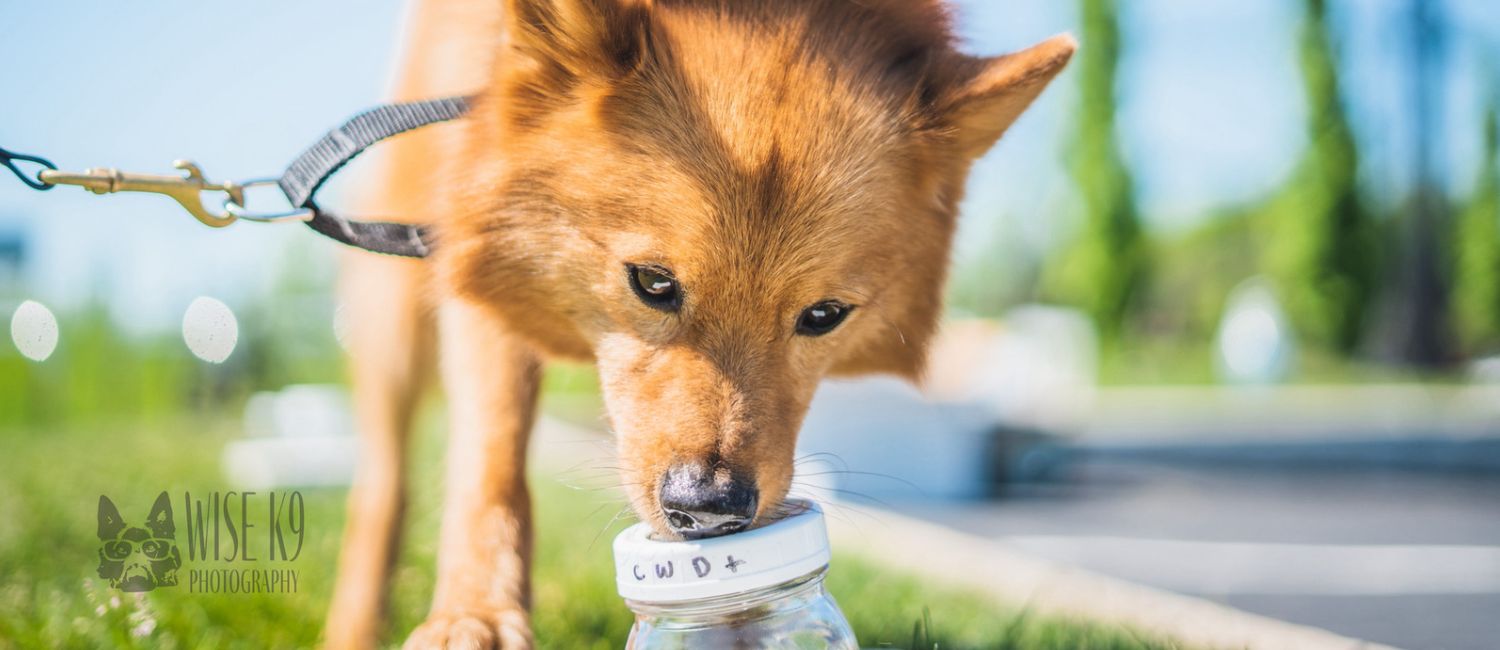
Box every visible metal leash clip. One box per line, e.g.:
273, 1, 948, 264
221, 178, 317, 224
36, 161, 313, 228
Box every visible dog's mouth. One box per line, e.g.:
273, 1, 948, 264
664, 515, 749, 540
663, 505, 755, 539
648, 497, 805, 539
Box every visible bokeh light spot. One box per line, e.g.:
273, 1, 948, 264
10, 300, 59, 362
1216, 278, 1294, 384
182, 296, 239, 363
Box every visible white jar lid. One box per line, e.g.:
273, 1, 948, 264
613, 499, 830, 603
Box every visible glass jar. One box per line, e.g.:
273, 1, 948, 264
613, 500, 858, 649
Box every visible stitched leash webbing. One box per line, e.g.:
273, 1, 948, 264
278, 96, 471, 258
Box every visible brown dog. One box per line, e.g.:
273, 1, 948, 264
324, 0, 1073, 647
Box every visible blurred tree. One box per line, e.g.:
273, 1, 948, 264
1148, 205, 1262, 341
1047, 0, 1143, 341
1263, 0, 1377, 354
1392, 0, 1453, 365
1451, 96, 1500, 353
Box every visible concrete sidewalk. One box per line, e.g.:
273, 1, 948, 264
881, 458, 1500, 650
823, 501, 1400, 650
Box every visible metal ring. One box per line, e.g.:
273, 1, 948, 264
223, 178, 315, 223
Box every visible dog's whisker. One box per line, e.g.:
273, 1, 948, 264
588, 505, 635, 552
870, 308, 908, 347
793, 451, 852, 471
552, 475, 628, 492
552, 468, 625, 482
791, 469, 925, 494
551, 437, 611, 446
780, 489, 852, 525
788, 483, 898, 511
557, 477, 646, 492
581, 500, 622, 521
785, 491, 885, 536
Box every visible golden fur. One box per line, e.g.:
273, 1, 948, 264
327, 0, 1072, 647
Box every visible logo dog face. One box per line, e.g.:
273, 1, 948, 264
97, 492, 181, 592
441, 0, 1073, 537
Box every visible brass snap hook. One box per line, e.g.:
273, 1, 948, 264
38, 160, 242, 228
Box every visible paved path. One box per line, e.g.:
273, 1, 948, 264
877, 458, 1500, 650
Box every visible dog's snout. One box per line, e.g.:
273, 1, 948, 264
658, 462, 758, 539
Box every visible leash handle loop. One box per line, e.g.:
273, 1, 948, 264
274, 96, 470, 258
0, 146, 58, 191
278, 96, 471, 210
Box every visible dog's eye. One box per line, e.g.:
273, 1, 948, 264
797, 301, 852, 336
627, 264, 682, 311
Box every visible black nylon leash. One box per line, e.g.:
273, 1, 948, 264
2, 95, 471, 258
280, 96, 470, 258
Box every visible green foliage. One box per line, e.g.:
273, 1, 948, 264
0, 420, 1192, 649
1451, 98, 1500, 354
0, 243, 344, 430
1263, 0, 1378, 353
1142, 207, 1264, 342
0, 300, 206, 429
236, 242, 346, 391
1047, 0, 1145, 341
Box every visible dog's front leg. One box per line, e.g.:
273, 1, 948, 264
406, 298, 542, 650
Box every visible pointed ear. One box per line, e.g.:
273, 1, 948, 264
505, 0, 651, 78
98, 496, 125, 541
942, 34, 1076, 159
145, 492, 174, 538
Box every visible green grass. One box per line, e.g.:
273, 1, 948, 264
0, 417, 1188, 649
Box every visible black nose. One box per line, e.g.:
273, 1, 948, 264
658, 462, 758, 539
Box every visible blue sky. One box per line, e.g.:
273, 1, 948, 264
1, 0, 1498, 333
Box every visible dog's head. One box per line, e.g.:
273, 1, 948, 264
97, 492, 180, 592
442, 0, 1073, 537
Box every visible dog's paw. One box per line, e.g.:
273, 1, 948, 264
402, 607, 532, 650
